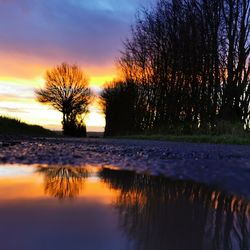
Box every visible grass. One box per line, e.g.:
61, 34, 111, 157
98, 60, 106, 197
118, 133, 250, 145
111, 121, 250, 145
0, 116, 56, 137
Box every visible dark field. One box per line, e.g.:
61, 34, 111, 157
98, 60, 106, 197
0, 116, 55, 136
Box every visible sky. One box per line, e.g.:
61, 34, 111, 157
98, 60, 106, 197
0, 0, 150, 131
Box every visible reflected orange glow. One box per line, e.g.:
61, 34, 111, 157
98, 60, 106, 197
0, 177, 120, 203
0, 177, 44, 200
82, 180, 120, 204
0, 165, 120, 204
0, 165, 248, 249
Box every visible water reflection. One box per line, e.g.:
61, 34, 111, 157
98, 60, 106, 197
36, 166, 88, 199
0, 164, 249, 250
100, 168, 250, 250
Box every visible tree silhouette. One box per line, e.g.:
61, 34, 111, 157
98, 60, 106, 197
36, 63, 91, 136
101, 0, 250, 136
100, 80, 137, 136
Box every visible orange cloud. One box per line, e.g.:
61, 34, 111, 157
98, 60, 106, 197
0, 50, 116, 88
0, 50, 115, 131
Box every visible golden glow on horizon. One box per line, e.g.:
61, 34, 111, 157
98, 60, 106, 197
85, 111, 105, 129
0, 76, 44, 87
0, 63, 113, 131
90, 74, 116, 87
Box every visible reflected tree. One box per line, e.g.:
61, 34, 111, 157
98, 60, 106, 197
100, 168, 250, 250
37, 166, 88, 199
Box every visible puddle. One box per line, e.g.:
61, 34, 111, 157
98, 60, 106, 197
0, 164, 249, 250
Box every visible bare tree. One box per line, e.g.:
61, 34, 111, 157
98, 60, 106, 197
101, 0, 250, 136
36, 63, 91, 136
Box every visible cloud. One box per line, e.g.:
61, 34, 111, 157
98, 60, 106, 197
0, 107, 29, 114
0, 81, 35, 98
0, 0, 149, 68
0, 0, 151, 129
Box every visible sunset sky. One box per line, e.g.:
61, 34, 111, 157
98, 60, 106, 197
0, 0, 150, 131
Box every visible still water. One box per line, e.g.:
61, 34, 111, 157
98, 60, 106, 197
0, 164, 249, 250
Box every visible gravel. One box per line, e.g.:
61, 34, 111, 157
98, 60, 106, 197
0, 137, 250, 199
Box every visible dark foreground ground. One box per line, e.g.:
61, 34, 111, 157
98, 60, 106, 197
0, 136, 250, 199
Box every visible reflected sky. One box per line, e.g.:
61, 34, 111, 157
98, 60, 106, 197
0, 164, 249, 250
